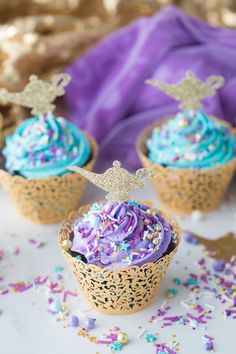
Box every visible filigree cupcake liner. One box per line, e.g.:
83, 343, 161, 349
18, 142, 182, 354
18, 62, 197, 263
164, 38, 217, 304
0, 133, 98, 224
136, 116, 236, 216
59, 203, 181, 315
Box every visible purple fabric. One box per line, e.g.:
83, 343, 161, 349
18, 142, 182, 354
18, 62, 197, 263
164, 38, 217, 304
65, 6, 236, 170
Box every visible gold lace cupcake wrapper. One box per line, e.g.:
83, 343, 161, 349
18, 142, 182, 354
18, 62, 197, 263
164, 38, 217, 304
0, 133, 98, 224
136, 116, 236, 216
59, 204, 181, 314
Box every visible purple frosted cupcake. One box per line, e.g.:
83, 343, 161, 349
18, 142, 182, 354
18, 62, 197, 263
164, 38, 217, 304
60, 160, 181, 314
71, 200, 173, 268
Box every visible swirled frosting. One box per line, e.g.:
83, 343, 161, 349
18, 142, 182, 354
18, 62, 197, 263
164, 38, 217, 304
2, 114, 91, 178
71, 201, 173, 268
147, 110, 236, 169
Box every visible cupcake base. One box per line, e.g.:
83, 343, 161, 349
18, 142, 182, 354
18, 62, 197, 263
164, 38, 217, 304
0, 133, 98, 224
59, 204, 181, 315
136, 117, 236, 216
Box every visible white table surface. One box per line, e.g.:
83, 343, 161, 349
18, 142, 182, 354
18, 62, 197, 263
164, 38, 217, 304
0, 178, 236, 354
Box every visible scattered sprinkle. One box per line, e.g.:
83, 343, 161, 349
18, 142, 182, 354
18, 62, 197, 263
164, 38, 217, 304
145, 333, 157, 343
166, 288, 178, 298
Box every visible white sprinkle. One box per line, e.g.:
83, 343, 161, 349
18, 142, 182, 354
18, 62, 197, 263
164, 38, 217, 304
191, 210, 204, 221
204, 303, 215, 310
189, 318, 197, 329
181, 301, 190, 309
153, 317, 163, 324
137, 328, 147, 338
160, 300, 167, 309
201, 291, 214, 298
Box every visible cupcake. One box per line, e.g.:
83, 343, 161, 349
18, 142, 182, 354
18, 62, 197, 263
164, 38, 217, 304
0, 74, 97, 224
59, 161, 181, 314
137, 71, 236, 215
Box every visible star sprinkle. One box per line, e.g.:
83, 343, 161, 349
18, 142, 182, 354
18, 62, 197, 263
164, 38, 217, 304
109, 341, 123, 351
120, 242, 130, 251
145, 333, 157, 343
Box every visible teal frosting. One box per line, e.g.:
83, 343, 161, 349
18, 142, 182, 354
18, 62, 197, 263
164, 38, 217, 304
147, 110, 236, 169
2, 114, 91, 178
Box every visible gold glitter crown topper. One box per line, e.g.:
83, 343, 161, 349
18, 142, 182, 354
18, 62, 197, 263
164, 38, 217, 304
69, 160, 155, 202
0, 73, 71, 116
145, 71, 225, 111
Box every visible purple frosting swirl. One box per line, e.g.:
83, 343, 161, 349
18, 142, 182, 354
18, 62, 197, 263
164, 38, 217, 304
71, 201, 172, 268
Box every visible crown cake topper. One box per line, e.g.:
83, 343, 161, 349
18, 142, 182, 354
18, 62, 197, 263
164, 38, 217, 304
69, 160, 155, 202
145, 71, 225, 111
0, 73, 71, 116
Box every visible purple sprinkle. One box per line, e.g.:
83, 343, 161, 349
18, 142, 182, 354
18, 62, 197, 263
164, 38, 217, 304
204, 341, 213, 351
84, 318, 96, 330
183, 232, 199, 245
69, 315, 79, 327
213, 260, 225, 272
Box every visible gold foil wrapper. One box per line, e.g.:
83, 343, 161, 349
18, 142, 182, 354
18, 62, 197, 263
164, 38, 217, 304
59, 203, 181, 314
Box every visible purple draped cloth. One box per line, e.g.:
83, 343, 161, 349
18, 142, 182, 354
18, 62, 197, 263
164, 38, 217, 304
65, 6, 236, 170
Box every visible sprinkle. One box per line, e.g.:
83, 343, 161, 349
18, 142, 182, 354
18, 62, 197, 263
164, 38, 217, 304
109, 341, 123, 351
84, 318, 96, 330
183, 232, 199, 245
55, 265, 64, 273
186, 278, 198, 286
28, 239, 37, 244
34, 276, 48, 285
120, 242, 130, 251
69, 315, 79, 327
204, 341, 213, 351
173, 278, 181, 285
63, 290, 77, 302
37, 242, 46, 249
98, 340, 112, 344
14, 247, 20, 255
145, 333, 157, 342
9, 281, 33, 292
137, 328, 147, 338
191, 210, 204, 221
166, 288, 177, 298
213, 260, 225, 272
204, 303, 215, 311
50, 300, 62, 313
204, 335, 214, 341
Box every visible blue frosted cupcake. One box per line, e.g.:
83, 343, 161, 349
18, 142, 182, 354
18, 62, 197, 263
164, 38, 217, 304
137, 72, 236, 215
0, 74, 98, 224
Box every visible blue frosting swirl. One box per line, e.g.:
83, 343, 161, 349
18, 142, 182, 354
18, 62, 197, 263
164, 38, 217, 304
2, 114, 91, 178
147, 110, 236, 169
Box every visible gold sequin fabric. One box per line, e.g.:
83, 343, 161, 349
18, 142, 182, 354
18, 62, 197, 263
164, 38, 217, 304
136, 117, 236, 216
59, 204, 181, 314
0, 133, 98, 224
